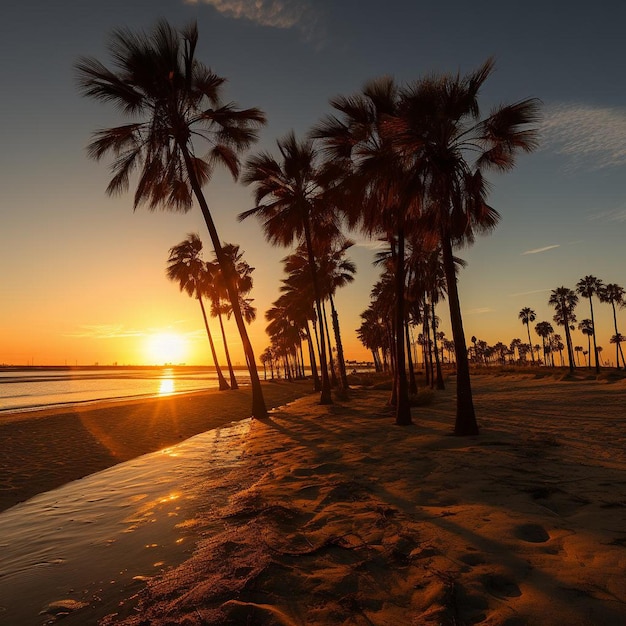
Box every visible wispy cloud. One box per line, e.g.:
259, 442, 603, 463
522, 244, 560, 255
466, 307, 493, 315
352, 238, 388, 252
508, 288, 551, 298
186, 0, 319, 35
589, 208, 626, 222
65, 325, 146, 339
541, 102, 626, 171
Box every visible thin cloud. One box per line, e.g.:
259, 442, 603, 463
508, 288, 551, 298
522, 244, 560, 255
353, 238, 389, 252
186, 0, 318, 34
66, 325, 146, 339
589, 208, 626, 222
466, 307, 493, 315
541, 103, 626, 171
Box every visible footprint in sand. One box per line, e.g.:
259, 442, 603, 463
481, 573, 522, 598
514, 523, 550, 543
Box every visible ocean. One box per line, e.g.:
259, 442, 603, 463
0, 366, 250, 413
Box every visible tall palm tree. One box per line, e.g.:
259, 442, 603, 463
166, 234, 229, 390
518, 307, 537, 363
576, 276, 603, 373
549, 287, 578, 373
313, 76, 416, 425
534, 321, 554, 366
76, 20, 268, 417
578, 318, 594, 369
391, 60, 541, 435
599, 283, 626, 369
240, 132, 339, 404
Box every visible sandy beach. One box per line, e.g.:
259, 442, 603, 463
2, 372, 626, 625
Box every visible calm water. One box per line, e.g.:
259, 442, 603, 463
0, 367, 250, 414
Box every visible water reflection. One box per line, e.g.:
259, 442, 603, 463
159, 371, 175, 396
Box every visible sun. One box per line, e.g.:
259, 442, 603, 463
145, 332, 188, 365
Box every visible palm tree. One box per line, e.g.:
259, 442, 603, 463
391, 60, 541, 435
166, 234, 229, 390
599, 283, 626, 369
240, 132, 338, 404
578, 319, 594, 369
534, 321, 554, 366
574, 345, 583, 366
549, 287, 578, 373
76, 20, 268, 418
576, 276, 603, 373
518, 307, 537, 363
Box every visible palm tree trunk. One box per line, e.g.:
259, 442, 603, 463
217, 310, 239, 389
322, 299, 338, 388
405, 320, 418, 395
588, 297, 600, 373
611, 302, 622, 370
197, 296, 230, 391
328, 292, 349, 391
305, 321, 321, 391
303, 221, 332, 404
392, 221, 411, 425
441, 234, 478, 436
180, 145, 267, 418
525, 322, 535, 363
432, 299, 445, 390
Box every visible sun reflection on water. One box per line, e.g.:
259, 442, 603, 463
159, 373, 175, 395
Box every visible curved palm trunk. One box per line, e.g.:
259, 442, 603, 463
328, 292, 349, 391
394, 221, 412, 425
303, 222, 332, 404
441, 234, 478, 436
216, 310, 239, 389
197, 296, 230, 391
181, 145, 267, 418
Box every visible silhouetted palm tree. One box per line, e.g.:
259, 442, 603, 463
576, 276, 603, 373
534, 321, 554, 366
578, 319, 594, 369
518, 307, 537, 363
599, 283, 626, 369
240, 132, 339, 403
166, 234, 229, 390
391, 60, 540, 435
76, 20, 267, 417
549, 287, 578, 373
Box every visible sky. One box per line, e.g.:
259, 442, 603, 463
1, 1, 626, 367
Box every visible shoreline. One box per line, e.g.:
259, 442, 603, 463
0, 380, 314, 512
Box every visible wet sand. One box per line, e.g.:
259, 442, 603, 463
0, 380, 313, 512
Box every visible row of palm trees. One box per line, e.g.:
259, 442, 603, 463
519, 276, 626, 373
166, 234, 256, 389
77, 20, 540, 435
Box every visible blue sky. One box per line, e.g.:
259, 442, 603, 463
1, 1, 625, 366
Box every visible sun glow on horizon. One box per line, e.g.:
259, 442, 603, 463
145, 332, 189, 365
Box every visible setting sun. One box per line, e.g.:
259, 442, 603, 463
145, 333, 188, 365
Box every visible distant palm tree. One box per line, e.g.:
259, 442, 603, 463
549, 287, 578, 373
534, 321, 554, 366
166, 234, 229, 390
574, 345, 583, 366
518, 308, 537, 363
599, 283, 626, 369
578, 319, 594, 369
76, 20, 267, 417
576, 276, 603, 373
